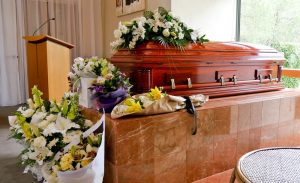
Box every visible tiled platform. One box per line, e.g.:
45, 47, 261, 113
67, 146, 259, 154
84, 89, 300, 183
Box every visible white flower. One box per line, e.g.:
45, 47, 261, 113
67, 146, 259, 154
129, 41, 136, 49
163, 29, 170, 37
178, 32, 184, 39
96, 76, 106, 85
118, 22, 129, 34
27, 99, 35, 109
46, 114, 57, 122
105, 73, 114, 80
165, 22, 173, 29
21, 109, 35, 118
168, 11, 174, 17
63, 130, 82, 144
43, 114, 80, 136
37, 120, 50, 129
31, 112, 47, 124
191, 30, 199, 42
8, 116, 17, 127
86, 144, 93, 153
114, 29, 122, 39
47, 138, 59, 149
33, 136, 47, 149
152, 26, 158, 33
84, 119, 93, 127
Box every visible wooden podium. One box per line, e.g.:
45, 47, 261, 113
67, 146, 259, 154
23, 35, 74, 100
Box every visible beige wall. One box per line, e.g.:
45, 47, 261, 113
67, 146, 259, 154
171, 0, 237, 41
103, 0, 171, 58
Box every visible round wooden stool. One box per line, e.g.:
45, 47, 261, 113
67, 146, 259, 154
230, 147, 300, 183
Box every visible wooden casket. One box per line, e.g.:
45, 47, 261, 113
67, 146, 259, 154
110, 41, 285, 97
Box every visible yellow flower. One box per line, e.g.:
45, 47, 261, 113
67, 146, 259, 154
170, 32, 177, 37
122, 21, 133, 26
123, 98, 136, 106
21, 123, 32, 140
127, 101, 142, 113
60, 153, 74, 171
101, 67, 108, 76
81, 158, 92, 167
148, 87, 162, 100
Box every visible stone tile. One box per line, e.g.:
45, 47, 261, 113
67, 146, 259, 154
238, 104, 251, 131
154, 151, 186, 183
262, 99, 280, 126
279, 97, 295, 123
293, 119, 300, 145
230, 105, 238, 134
213, 134, 237, 171
154, 113, 187, 157
117, 158, 154, 183
295, 97, 300, 119
213, 107, 231, 136
236, 130, 250, 159
105, 118, 117, 164
250, 102, 262, 129
277, 121, 295, 146
197, 108, 215, 136
104, 161, 117, 183
260, 124, 278, 148
249, 127, 261, 151
115, 119, 154, 165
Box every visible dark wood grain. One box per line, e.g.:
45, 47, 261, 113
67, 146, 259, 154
110, 41, 285, 97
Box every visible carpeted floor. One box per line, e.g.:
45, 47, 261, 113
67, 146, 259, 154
0, 106, 38, 183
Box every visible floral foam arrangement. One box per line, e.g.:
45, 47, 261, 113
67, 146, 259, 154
9, 86, 103, 182
111, 7, 209, 50
111, 87, 208, 119
69, 57, 131, 112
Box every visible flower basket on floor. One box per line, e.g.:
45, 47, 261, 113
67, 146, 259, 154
69, 57, 131, 111
8, 86, 105, 183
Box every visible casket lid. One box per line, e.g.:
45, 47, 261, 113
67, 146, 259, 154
111, 41, 285, 63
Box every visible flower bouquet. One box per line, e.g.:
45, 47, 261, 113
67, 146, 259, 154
111, 87, 208, 119
69, 57, 131, 111
111, 7, 209, 50
9, 86, 105, 183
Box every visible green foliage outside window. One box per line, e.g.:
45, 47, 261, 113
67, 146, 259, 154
240, 0, 300, 88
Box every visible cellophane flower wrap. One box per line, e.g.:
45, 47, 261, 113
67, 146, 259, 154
8, 86, 104, 182
68, 57, 131, 111
111, 7, 209, 50
111, 87, 208, 119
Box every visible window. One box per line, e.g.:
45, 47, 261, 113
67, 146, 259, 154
237, 0, 300, 88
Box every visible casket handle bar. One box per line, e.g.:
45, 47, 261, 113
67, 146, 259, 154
258, 74, 263, 83
183, 96, 197, 135
219, 76, 225, 86
232, 75, 238, 85
171, 79, 176, 89
187, 78, 192, 88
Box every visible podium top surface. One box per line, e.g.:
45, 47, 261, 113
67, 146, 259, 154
23, 35, 74, 49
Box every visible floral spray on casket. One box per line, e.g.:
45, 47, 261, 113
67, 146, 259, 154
69, 57, 132, 112
8, 86, 105, 183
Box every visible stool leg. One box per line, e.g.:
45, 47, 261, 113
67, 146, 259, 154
229, 167, 236, 183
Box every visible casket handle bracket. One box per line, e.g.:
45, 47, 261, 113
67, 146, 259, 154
171, 79, 176, 90
187, 78, 192, 88
269, 74, 273, 82
232, 75, 238, 85
219, 76, 225, 86
258, 74, 263, 83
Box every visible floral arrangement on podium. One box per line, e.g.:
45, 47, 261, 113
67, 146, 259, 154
111, 7, 208, 50
69, 57, 131, 112
111, 87, 208, 119
8, 86, 105, 183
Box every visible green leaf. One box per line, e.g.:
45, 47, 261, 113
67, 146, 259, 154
144, 10, 154, 19
70, 146, 77, 156
97, 134, 102, 146
62, 100, 69, 117
87, 136, 94, 146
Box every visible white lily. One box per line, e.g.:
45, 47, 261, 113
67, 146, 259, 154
43, 114, 80, 136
